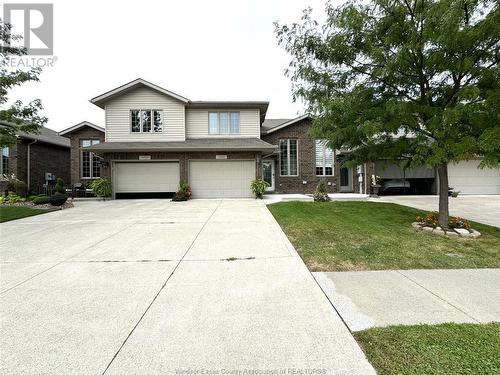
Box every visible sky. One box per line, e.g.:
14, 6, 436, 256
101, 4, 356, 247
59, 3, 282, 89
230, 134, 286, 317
3, 0, 337, 132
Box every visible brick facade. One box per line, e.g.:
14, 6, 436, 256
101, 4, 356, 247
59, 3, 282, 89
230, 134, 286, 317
262, 118, 374, 194
2, 139, 70, 193
67, 127, 106, 186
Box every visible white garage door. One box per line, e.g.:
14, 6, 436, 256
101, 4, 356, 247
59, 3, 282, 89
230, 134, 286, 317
189, 160, 255, 198
114, 162, 179, 193
448, 160, 500, 194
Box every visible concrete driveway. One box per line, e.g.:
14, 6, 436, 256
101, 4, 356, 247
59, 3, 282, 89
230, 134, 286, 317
373, 195, 500, 227
0, 199, 374, 374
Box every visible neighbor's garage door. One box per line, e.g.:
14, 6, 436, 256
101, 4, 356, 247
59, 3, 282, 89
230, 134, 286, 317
114, 162, 180, 193
189, 160, 255, 198
448, 160, 500, 194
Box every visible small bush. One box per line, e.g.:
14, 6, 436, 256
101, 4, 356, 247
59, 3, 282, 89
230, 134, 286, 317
14, 180, 27, 196
50, 194, 67, 206
251, 179, 269, 199
33, 195, 51, 205
90, 178, 112, 199
313, 180, 330, 202
172, 180, 192, 201
3, 193, 23, 204
27, 195, 38, 201
55, 178, 66, 194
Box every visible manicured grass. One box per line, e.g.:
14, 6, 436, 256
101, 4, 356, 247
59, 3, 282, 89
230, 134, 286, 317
354, 323, 500, 375
268, 201, 500, 271
0, 206, 56, 223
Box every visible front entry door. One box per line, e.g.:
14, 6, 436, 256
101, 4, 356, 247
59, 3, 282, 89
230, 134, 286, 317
340, 167, 353, 192
262, 160, 275, 191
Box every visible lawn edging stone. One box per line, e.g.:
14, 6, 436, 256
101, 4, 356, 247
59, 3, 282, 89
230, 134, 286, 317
412, 222, 481, 239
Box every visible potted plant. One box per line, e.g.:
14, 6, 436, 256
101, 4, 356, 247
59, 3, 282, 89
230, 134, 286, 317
370, 174, 381, 197
172, 180, 192, 201
250, 179, 269, 199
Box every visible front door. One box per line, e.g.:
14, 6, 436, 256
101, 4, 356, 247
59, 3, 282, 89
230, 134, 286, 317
262, 160, 275, 191
340, 167, 353, 192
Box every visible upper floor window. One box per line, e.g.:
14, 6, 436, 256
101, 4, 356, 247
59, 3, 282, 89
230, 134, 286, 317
81, 140, 101, 179
1, 147, 9, 175
315, 139, 334, 176
208, 112, 240, 134
279, 139, 298, 176
131, 110, 163, 133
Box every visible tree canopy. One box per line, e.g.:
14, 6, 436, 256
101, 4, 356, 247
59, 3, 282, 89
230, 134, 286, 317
275, 0, 499, 169
1, 19, 47, 147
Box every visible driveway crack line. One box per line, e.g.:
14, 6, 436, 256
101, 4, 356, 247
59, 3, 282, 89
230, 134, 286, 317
396, 270, 480, 323
101, 200, 222, 375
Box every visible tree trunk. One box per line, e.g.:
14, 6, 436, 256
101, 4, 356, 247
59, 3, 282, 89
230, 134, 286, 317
437, 163, 450, 229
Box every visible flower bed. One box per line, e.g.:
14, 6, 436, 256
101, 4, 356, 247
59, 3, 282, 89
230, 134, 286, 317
413, 212, 480, 238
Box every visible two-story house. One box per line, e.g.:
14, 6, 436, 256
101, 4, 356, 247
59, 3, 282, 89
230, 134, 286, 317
79, 79, 276, 198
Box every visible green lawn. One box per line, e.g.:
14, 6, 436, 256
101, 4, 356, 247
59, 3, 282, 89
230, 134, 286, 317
0, 206, 56, 223
268, 201, 500, 271
354, 323, 500, 375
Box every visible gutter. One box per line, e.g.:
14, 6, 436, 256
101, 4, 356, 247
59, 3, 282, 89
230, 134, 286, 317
27, 139, 37, 192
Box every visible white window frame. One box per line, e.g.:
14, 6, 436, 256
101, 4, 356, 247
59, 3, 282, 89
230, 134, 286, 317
130, 110, 164, 133
315, 139, 334, 176
80, 139, 101, 179
279, 139, 299, 177
0, 147, 8, 175
208, 111, 240, 134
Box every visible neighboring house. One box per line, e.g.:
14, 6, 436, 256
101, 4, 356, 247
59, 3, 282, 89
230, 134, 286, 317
0, 123, 70, 193
261, 115, 374, 194
59, 121, 105, 186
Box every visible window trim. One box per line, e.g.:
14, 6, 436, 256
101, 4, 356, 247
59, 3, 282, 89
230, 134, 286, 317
279, 139, 299, 177
80, 139, 101, 179
0, 147, 8, 175
208, 111, 241, 135
130, 109, 164, 134
315, 139, 334, 177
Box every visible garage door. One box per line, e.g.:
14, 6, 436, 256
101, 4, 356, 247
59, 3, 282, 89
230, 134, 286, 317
114, 162, 179, 193
189, 160, 255, 198
448, 160, 500, 194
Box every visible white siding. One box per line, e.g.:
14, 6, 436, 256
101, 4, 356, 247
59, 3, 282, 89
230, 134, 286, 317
186, 109, 260, 138
105, 86, 185, 142
448, 160, 500, 194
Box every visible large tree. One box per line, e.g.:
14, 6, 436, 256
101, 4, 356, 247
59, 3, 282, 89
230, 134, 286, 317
276, 0, 500, 228
0, 19, 47, 147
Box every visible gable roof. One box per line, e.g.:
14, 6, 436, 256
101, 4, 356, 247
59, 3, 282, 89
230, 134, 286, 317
90, 79, 270, 123
90, 78, 190, 108
59, 121, 104, 136
261, 114, 312, 134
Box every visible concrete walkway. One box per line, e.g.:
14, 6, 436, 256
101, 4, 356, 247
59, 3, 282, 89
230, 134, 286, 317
373, 195, 500, 227
314, 269, 500, 331
1, 200, 374, 374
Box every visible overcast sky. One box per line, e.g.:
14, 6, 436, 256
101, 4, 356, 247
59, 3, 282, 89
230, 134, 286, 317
4, 0, 336, 131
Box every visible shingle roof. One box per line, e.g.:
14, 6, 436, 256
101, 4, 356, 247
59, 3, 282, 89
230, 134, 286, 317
261, 115, 312, 134
59, 121, 104, 136
87, 138, 277, 153
261, 119, 291, 131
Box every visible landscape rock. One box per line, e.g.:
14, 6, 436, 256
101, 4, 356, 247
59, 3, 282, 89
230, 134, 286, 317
455, 228, 470, 235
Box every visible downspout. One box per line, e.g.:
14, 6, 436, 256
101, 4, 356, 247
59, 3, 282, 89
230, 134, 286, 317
27, 139, 37, 193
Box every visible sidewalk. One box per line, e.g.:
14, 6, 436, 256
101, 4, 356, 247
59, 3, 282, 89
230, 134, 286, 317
314, 269, 500, 331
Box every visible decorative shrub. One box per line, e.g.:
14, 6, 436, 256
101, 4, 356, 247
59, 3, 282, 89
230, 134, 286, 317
172, 180, 192, 201
32, 195, 51, 205
27, 195, 38, 201
50, 194, 67, 206
3, 193, 23, 204
14, 180, 27, 196
416, 212, 470, 229
313, 180, 331, 202
90, 178, 112, 199
250, 179, 269, 199
55, 178, 66, 194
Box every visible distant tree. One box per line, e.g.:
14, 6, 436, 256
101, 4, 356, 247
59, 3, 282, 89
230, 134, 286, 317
0, 18, 47, 147
275, 0, 500, 228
